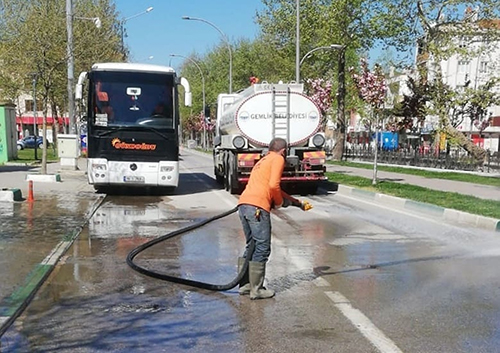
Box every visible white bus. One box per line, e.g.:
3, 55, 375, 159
75, 63, 191, 192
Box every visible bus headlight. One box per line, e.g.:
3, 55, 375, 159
92, 163, 107, 171
233, 136, 246, 149
312, 134, 325, 148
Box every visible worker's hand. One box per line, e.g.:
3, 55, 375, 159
282, 198, 292, 208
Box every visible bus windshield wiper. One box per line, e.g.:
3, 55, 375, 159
96, 126, 132, 137
138, 126, 172, 141
96, 125, 173, 141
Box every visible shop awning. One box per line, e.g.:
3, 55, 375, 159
16, 116, 70, 125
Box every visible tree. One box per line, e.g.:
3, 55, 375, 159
350, 58, 387, 184
256, 0, 381, 160
0, 0, 122, 172
305, 78, 333, 127
373, 0, 500, 161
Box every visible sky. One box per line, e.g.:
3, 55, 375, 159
114, 0, 265, 70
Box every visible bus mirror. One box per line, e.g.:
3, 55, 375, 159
185, 92, 192, 107
75, 84, 83, 100
75, 71, 88, 100
180, 77, 191, 107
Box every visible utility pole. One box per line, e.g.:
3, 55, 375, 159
32, 74, 38, 160
66, 0, 75, 135
295, 0, 300, 82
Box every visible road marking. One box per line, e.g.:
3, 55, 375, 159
325, 291, 403, 353
334, 193, 451, 228
313, 277, 330, 287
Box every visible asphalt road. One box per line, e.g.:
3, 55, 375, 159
2, 150, 500, 352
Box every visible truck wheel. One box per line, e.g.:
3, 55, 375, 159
214, 167, 224, 184
227, 156, 241, 195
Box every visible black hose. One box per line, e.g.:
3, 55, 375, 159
126, 206, 254, 291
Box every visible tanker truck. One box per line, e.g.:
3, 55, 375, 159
213, 81, 327, 194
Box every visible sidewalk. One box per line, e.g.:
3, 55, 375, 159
0, 158, 94, 199
0, 158, 103, 336
326, 164, 500, 201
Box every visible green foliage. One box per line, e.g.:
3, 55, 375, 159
0, 0, 123, 110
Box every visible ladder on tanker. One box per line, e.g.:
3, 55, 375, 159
271, 86, 291, 143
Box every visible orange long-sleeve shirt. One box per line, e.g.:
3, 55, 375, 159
238, 151, 284, 212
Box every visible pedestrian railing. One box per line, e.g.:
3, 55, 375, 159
342, 147, 500, 173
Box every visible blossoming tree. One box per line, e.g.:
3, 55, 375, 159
350, 58, 387, 185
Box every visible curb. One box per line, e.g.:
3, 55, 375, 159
0, 195, 106, 338
336, 185, 500, 233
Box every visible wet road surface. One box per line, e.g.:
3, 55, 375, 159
2, 150, 500, 352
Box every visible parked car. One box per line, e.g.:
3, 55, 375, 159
17, 136, 44, 150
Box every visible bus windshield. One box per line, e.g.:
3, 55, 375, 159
90, 71, 175, 129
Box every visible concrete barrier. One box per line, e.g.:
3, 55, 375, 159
26, 174, 61, 183
0, 188, 23, 202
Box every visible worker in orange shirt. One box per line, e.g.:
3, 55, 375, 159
237, 137, 293, 300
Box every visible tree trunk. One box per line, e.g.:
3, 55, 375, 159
444, 124, 486, 162
331, 130, 345, 160
331, 47, 346, 161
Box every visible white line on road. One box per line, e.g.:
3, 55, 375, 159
325, 291, 403, 353
313, 277, 330, 287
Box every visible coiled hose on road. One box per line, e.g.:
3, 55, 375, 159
126, 206, 254, 291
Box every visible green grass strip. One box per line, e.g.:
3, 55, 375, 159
326, 171, 500, 219
13, 148, 58, 163
0, 264, 52, 316
328, 161, 500, 187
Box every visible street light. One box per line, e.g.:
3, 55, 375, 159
74, 16, 101, 28
298, 44, 344, 82
182, 16, 232, 94
66, 0, 102, 135
295, 0, 300, 83
121, 6, 154, 53
170, 54, 207, 150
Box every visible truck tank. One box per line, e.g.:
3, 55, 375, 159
218, 82, 321, 147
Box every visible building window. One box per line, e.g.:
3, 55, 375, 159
479, 61, 488, 73
457, 61, 469, 73
25, 99, 42, 112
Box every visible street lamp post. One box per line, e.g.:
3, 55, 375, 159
295, 0, 300, 83
298, 44, 344, 82
32, 73, 38, 160
121, 7, 154, 55
67, 0, 103, 135
170, 54, 206, 150
66, 0, 75, 134
182, 16, 232, 94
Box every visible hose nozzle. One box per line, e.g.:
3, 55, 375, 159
300, 200, 313, 211
291, 199, 313, 211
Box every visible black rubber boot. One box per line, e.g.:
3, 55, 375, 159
249, 261, 275, 300
238, 257, 250, 295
